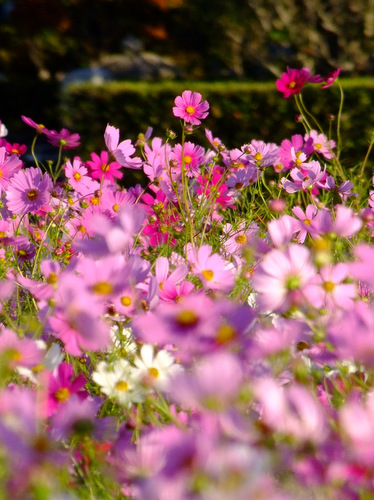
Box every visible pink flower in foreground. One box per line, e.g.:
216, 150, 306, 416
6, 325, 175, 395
187, 244, 235, 293
254, 378, 326, 444
252, 244, 322, 313
173, 90, 209, 126
276, 67, 321, 98
6, 167, 52, 215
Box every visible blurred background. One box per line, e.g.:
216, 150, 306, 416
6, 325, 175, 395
1, 0, 374, 168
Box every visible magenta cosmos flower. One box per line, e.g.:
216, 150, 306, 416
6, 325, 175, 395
276, 67, 321, 98
173, 90, 209, 126
86, 150, 123, 182
45, 127, 80, 149
6, 167, 52, 215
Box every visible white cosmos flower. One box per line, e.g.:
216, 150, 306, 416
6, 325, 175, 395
133, 344, 182, 390
92, 359, 144, 407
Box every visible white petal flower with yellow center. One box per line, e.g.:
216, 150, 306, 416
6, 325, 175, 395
92, 359, 144, 407
133, 344, 182, 390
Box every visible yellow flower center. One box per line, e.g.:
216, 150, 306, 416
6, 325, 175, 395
112, 203, 120, 212
90, 196, 100, 205
92, 281, 113, 295
116, 380, 128, 391
254, 152, 263, 161
216, 324, 236, 343
176, 309, 199, 327
101, 164, 109, 172
148, 367, 159, 378
202, 269, 214, 281
315, 143, 322, 149
186, 105, 195, 115
304, 218, 311, 226
0, 231, 6, 238
183, 155, 192, 164
46, 272, 58, 284
55, 387, 70, 402
289, 81, 296, 88
0, 170, 2, 178
235, 234, 247, 244
323, 281, 335, 292
27, 189, 38, 201
121, 296, 132, 306
73, 172, 81, 180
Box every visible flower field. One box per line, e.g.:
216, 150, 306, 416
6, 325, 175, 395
0, 67, 373, 499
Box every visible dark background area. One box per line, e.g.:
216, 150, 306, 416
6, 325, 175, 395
1, 0, 374, 167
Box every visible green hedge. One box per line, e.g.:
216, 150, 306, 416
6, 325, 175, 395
59, 78, 374, 176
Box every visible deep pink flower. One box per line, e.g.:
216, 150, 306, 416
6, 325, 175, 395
21, 115, 50, 135
86, 150, 123, 182
173, 90, 209, 126
45, 128, 80, 149
276, 67, 321, 98
46, 362, 87, 417
6, 167, 52, 215
321, 67, 340, 89
5, 142, 27, 156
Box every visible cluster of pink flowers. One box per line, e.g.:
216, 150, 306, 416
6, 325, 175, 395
1, 69, 374, 499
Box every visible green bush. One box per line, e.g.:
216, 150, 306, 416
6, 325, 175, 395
59, 78, 374, 176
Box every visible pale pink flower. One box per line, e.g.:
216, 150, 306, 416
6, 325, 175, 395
104, 124, 142, 169
187, 244, 235, 293
252, 244, 322, 313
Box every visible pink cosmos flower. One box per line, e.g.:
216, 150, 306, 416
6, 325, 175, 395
171, 142, 206, 178
21, 115, 50, 135
6, 166, 53, 215
187, 244, 235, 293
276, 67, 322, 98
252, 244, 322, 313
247, 140, 279, 168
254, 378, 327, 444
104, 124, 142, 169
305, 130, 335, 159
64, 156, 98, 195
291, 204, 321, 243
173, 90, 209, 126
318, 263, 356, 311
5, 142, 27, 156
45, 127, 81, 149
86, 150, 123, 182
0, 146, 23, 194
320, 67, 340, 89
169, 351, 243, 412
45, 362, 87, 417
0, 328, 42, 369
278, 134, 314, 170
47, 273, 111, 355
